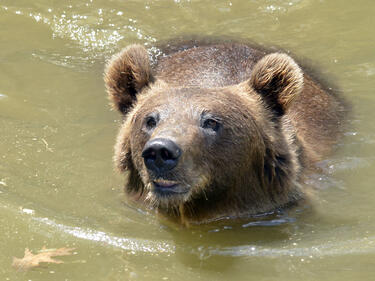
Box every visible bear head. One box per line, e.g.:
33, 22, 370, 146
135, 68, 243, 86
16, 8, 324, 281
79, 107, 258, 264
104, 44, 304, 217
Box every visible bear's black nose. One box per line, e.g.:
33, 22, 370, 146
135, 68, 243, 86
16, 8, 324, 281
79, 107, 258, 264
142, 138, 182, 174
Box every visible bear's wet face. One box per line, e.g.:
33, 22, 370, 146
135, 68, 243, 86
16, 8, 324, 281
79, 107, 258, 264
127, 88, 260, 208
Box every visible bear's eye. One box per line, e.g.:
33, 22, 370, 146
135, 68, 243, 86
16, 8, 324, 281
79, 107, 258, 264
202, 118, 221, 132
145, 116, 157, 129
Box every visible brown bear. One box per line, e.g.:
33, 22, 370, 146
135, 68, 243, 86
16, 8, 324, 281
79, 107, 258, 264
104, 40, 346, 224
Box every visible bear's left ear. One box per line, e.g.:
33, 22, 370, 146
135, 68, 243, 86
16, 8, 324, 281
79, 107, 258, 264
104, 45, 154, 115
249, 53, 303, 116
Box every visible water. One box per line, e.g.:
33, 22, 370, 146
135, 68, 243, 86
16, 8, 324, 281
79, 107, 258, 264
0, 0, 374, 280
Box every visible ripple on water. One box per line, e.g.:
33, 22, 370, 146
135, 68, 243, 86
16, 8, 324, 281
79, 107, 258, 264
211, 236, 375, 258
26, 214, 375, 260
31, 51, 94, 71
32, 216, 175, 255
1, 3, 156, 62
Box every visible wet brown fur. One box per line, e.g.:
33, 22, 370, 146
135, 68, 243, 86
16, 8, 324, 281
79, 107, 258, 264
104, 41, 346, 224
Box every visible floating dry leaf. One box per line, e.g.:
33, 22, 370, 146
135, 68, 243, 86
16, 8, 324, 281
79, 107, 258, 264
12, 247, 75, 271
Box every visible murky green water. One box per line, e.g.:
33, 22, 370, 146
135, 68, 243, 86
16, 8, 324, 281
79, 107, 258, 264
1, 0, 375, 280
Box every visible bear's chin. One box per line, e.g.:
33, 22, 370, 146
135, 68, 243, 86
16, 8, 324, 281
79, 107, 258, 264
145, 182, 192, 208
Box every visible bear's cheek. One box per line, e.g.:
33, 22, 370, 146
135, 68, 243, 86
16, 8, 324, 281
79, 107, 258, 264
178, 152, 210, 184
204, 132, 257, 179
129, 130, 149, 173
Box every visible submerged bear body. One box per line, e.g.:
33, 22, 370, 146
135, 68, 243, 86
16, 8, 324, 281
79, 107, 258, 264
104, 41, 346, 224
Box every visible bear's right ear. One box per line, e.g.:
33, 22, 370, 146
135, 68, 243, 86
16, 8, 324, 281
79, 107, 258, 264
104, 45, 154, 114
249, 53, 303, 117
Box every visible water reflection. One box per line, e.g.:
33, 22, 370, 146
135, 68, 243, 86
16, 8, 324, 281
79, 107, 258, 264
26, 210, 375, 261
33, 216, 175, 254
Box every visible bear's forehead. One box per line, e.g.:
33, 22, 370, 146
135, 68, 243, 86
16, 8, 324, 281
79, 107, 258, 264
138, 97, 210, 121
138, 86, 253, 115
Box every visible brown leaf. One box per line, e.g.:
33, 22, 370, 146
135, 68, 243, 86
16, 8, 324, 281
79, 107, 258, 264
12, 247, 75, 271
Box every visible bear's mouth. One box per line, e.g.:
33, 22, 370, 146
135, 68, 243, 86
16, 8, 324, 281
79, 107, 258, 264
151, 179, 189, 196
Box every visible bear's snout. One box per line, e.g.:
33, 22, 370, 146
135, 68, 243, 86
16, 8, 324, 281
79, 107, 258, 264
142, 138, 182, 174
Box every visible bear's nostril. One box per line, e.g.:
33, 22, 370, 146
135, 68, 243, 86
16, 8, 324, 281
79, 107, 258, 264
142, 138, 181, 173
161, 148, 171, 161
142, 149, 156, 160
